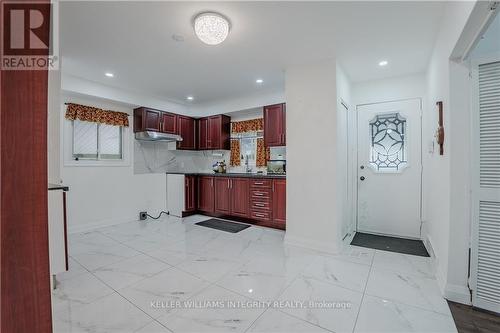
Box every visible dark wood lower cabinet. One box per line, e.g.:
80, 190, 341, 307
230, 178, 249, 217
184, 176, 197, 212
272, 179, 286, 227
191, 176, 286, 229
214, 177, 231, 214
198, 176, 214, 213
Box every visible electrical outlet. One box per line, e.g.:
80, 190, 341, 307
139, 211, 147, 220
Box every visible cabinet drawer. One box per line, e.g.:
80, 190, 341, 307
250, 179, 272, 189
250, 200, 271, 211
250, 210, 272, 221
250, 189, 271, 199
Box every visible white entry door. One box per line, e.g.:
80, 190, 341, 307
357, 99, 422, 238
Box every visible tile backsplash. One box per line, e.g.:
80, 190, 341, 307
134, 141, 230, 174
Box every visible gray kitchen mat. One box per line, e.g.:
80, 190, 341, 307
195, 218, 251, 233
351, 232, 430, 257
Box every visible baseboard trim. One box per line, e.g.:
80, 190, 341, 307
68, 216, 138, 234
444, 284, 472, 305
284, 234, 340, 254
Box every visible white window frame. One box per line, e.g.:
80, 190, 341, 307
63, 114, 131, 167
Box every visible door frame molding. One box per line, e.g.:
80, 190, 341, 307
354, 97, 424, 239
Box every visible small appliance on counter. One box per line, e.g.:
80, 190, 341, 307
267, 160, 286, 175
212, 160, 227, 173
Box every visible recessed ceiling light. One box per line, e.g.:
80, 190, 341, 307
193, 12, 230, 45
105, 72, 114, 77
186, 96, 194, 101
256, 79, 263, 84
378, 60, 388, 67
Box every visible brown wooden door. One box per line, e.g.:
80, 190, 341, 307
230, 178, 249, 217
208, 116, 221, 149
198, 118, 208, 150
264, 104, 284, 147
185, 176, 197, 212
198, 176, 214, 213
161, 112, 177, 134
272, 179, 286, 227
177, 116, 196, 150
214, 177, 231, 214
1, 2, 53, 331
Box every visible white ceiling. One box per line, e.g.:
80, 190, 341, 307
60, 1, 445, 106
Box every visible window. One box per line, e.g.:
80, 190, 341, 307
369, 112, 407, 172
72, 120, 123, 160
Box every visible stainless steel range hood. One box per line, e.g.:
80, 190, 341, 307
135, 131, 183, 142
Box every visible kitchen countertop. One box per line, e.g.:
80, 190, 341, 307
166, 172, 286, 179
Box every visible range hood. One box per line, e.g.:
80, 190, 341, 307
135, 131, 183, 142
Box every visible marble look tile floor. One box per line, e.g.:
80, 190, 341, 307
52, 215, 458, 333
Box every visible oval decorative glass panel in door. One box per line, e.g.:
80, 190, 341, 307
369, 112, 407, 172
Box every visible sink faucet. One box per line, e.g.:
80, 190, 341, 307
245, 154, 252, 173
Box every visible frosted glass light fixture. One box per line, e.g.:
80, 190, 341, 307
194, 12, 230, 45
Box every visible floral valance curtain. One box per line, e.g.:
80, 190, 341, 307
231, 118, 263, 133
65, 103, 129, 127
230, 139, 241, 167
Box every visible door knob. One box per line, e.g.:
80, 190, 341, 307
360, 176, 366, 181
360, 165, 365, 170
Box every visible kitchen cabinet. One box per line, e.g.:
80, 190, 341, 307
134, 107, 161, 132
230, 178, 249, 217
197, 118, 208, 150
197, 115, 231, 150
161, 112, 177, 134
198, 176, 215, 213
272, 179, 286, 227
133, 107, 177, 134
177, 116, 196, 150
214, 177, 231, 214
184, 175, 197, 213
264, 103, 286, 147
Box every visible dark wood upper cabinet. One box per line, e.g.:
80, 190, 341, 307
264, 103, 286, 147
161, 112, 177, 134
214, 177, 231, 214
198, 176, 214, 213
197, 118, 208, 150
184, 176, 197, 212
230, 178, 249, 218
177, 116, 196, 150
134, 107, 161, 132
198, 115, 230, 150
272, 179, 286, 227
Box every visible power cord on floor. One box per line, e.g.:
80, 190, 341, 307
146, 211, 169, 220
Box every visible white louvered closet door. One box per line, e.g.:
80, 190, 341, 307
472, 61, 500, 313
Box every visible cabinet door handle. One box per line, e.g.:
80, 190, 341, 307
254, 182, 264, 185
254, 203, 265, 207
211, 178, 213, 187
255, 213, 265, 218
254, 193, 264, 196
227, 179, 230, 188
272, 182, 275, 192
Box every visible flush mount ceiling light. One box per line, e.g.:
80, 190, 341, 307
193, 12, 230, 45
186, 96, 194, 101
105, 72, 114, 77
378, 60, 388, 67
256, 79, 263, 84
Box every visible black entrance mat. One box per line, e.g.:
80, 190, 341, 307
351, 232, 430, 257
195, 219, 251, 233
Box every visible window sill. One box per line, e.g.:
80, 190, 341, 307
64, 160, 131, 167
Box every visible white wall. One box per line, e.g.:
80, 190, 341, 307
423, 0, 475, 301
284, 59, 343, 253
60, 94, 168, 233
